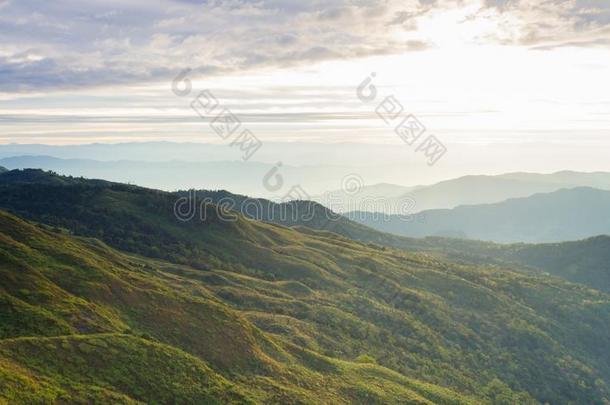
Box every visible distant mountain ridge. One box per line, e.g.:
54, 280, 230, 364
392, 171, 610, 212
0, 155, 402, 198
313, 171, 610, 214
5, 151, 610, 214
347, 187, 610, 243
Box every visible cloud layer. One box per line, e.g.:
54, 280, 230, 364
1, 0, 608, 92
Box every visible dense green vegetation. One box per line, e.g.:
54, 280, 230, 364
408, 236, 610, 294
0, 210, 473, 404
1, 170, 610, 404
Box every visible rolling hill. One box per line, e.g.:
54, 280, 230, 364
0, 210, 479, 404
408, 236, 610, 294
1, 170, 610, 403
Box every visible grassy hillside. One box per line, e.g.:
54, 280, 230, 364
0, 334, 252, 404
1, 170, 610, 403
0, 210, 475, 404
409, 236, 610, 294
177, 188, 434, 253
495, 236, 610, 290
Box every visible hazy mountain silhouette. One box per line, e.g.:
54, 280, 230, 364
314, 171, 610, 214
347, 187, 610, 243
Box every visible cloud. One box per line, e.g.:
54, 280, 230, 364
0, 0, 435, 91
0, 0, 608, 92
478, 0, 610, 49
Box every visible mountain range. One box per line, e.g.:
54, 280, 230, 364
320, 171, 610, 214
6, 143, 610, 211
346, 187, 610, 243
0, 142, 446, 197
1, 169, 610, 403
0, 155, 354, 198
5, 146, 610, 215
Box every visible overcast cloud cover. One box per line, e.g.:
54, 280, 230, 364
1, 0, 609, 184
1, 0, 610, 91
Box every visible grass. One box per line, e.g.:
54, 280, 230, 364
0, 209, 479, 404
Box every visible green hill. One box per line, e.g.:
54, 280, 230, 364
494, 236, 610, 291
1, 170, 610, 403
409, 236, 610, 294
0, 334, 252, 404
176, 188, 436, 253
0, 210, 474, 404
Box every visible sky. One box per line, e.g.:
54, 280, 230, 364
1, 0, 610, 176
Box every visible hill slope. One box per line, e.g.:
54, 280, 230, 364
409, 236, 610, 294
0, 210, 474, 404
495, 236, 610, 290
